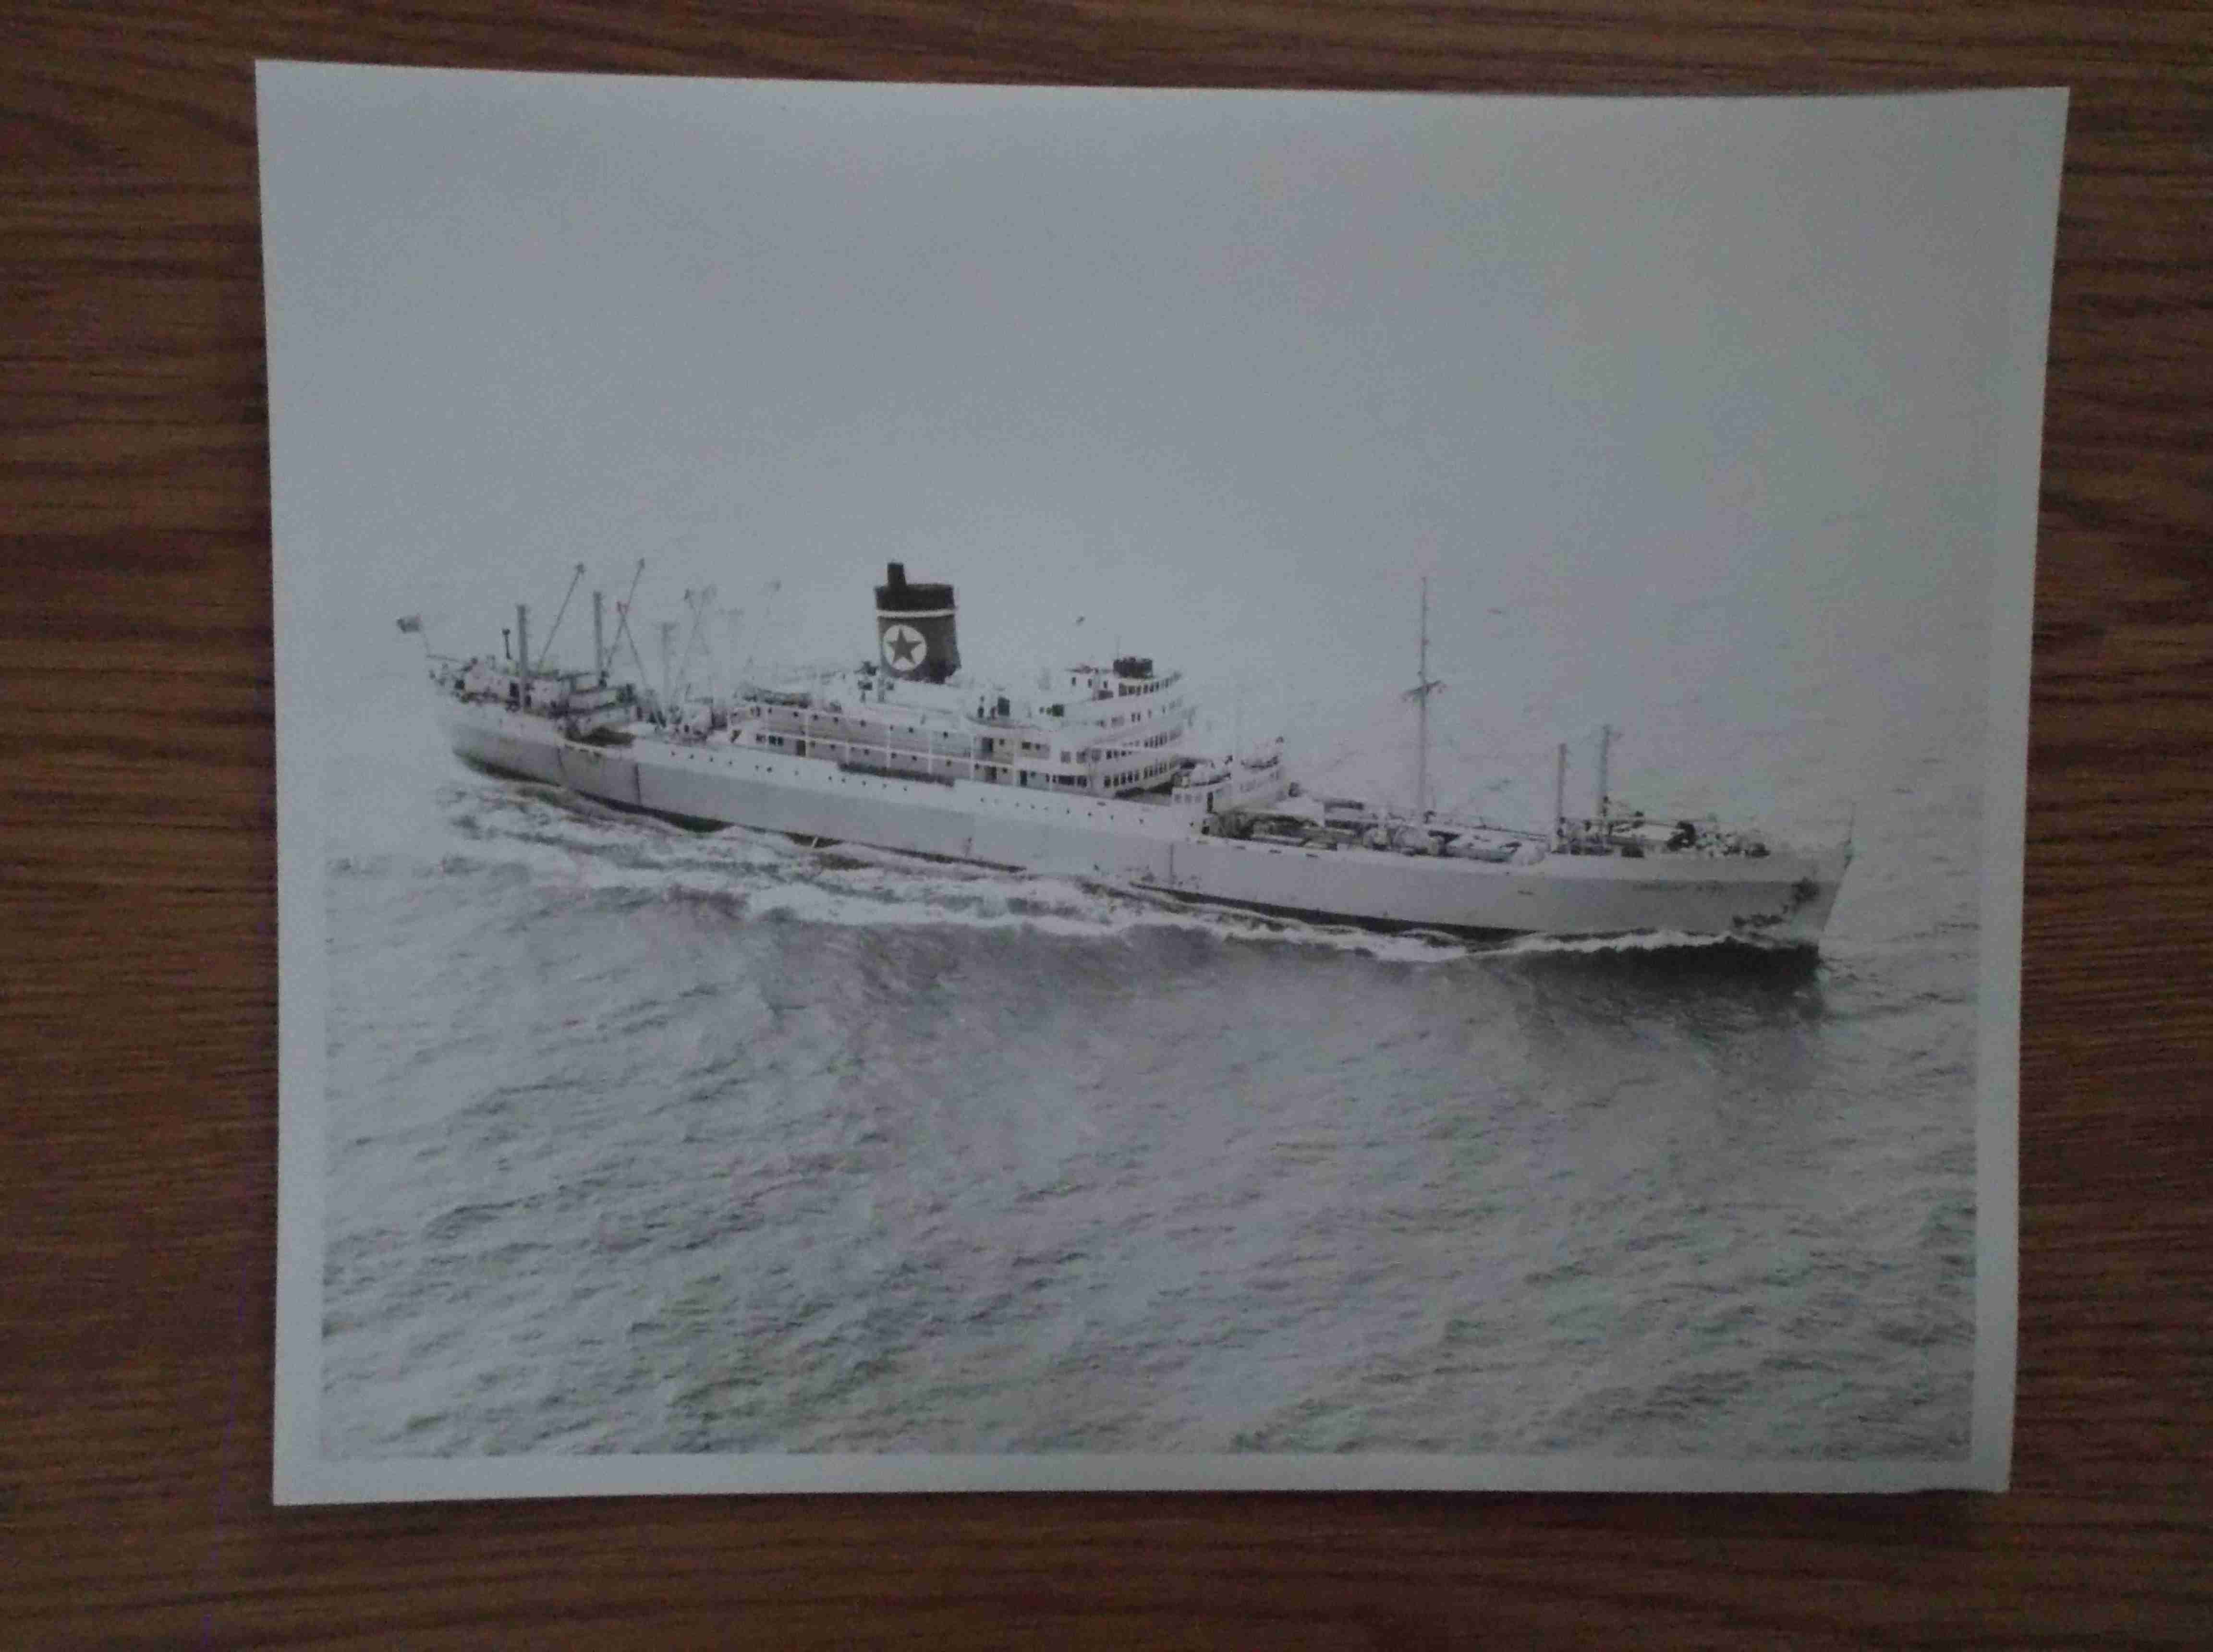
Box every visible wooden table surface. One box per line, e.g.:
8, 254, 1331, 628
6, 2, 2210, 1645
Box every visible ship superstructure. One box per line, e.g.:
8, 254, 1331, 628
423, 562, 1850, 946
726, 563, 1232, 803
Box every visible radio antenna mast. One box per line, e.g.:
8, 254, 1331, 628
1400, 576, 1446, 816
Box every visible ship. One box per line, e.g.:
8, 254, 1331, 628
420, 562, 1851, 947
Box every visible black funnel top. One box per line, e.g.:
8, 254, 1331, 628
875, 562, 957, 615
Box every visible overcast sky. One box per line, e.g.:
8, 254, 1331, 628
261, 68, 2063, 816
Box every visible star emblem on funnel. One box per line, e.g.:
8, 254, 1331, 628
881, 623, 927, 671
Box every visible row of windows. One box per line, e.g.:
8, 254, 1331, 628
759, 699, 1190, 769
766, 709, 925, 739
1067, 672, 1175, 699
742, 733, 1126, 794
534, 729, 1184, 840
1104, 759, 1173, 789
1102, 702, 1172, 729
671, 718, 1221, 805
654, 741, 1145, 822
1078, 728, 1183, 764
1087, 694, 1183, 727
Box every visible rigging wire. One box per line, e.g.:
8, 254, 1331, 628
535, 562, 587, 665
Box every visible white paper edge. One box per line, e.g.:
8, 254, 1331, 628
1966, 85, 2067, 1495
257, 67, 2067, 1504
277, 1448, 1991, 1504
265, 60, 332, 1506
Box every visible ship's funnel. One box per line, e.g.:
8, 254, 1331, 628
874, 561, 960, 683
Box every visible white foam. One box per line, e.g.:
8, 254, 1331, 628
367, 782, 1828, 967
407, 785, 1479, 962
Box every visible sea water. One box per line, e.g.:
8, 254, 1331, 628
315, 670, 1980, 1461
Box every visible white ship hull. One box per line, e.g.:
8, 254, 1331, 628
440, 700, 1848, 946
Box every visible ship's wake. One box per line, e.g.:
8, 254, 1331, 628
334, 775, 1823, 976
369, 778, 1479, 964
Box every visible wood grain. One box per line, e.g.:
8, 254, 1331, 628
4, 2, 2209, 1645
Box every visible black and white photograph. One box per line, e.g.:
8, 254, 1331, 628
264, 66, 2062, 1500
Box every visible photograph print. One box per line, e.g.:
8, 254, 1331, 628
264, 66, 2064, 1500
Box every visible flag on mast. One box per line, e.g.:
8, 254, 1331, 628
395, 615, 423, 634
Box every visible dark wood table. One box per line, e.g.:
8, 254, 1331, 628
6, 3, 2209, 1645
